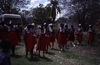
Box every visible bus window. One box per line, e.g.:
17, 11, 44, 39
0, 14, 22, 25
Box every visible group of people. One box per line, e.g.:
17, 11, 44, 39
23, 23, 95, 58
0, 22, 95, 63
57, 23, 95, 52
23, 23, 55, 58
0, 21, 22, 65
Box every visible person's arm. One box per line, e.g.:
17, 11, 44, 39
1, 55, 11, 65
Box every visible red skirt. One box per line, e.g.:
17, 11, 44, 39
50, 33, 55, 42
44, 33, 50, 46
18, 31, 22, 41
88, 33, 94, 41
37, 35, 46, 51
76, 32, 83, 42
0, 31, 7, 39
57, 33, 67, 44
7, 31, 19, 47
25, 33, 36, 50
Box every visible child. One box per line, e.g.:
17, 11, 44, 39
0, 39, 11, 65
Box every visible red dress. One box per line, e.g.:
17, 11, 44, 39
88, 33, 94, 41
76, 32, 83, 42
25, 33, 36, 50
57, 33, 67, 44
50, 29, 55, 42
50, 33, 55, 42
7, 31, 18, 47
44, 33, 50, 46
18, 31, 22, 41
0, 31, 7, 40
37, 35, 46, 51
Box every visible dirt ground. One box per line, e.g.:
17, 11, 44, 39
9, 32, 100, 65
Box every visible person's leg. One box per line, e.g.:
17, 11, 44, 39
30, 49, 33, 58
11, 46, 15, 55
25, 50, 28, 58
71, 41, 75, 47
52, 42, 54, 49
88, 40, 91, 46
38, 50, 40, 56
62, 44, 65, 52
46, 46, 48, 53
78, 41, 82, 46
59, 43, 62, 51
43, 51, 45, 57
90, 40, 94, 46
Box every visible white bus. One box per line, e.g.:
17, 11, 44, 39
0, 14, 22, 25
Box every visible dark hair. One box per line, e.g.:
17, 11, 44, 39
0, 39, 10, 50
60, 23, 64, 28
65, 24, 68, 28
71, 25, 74, 28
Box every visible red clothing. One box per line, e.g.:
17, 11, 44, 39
44, 33, 50, 46
88, 33, 94, 41
25, 33, 36, 50
18, 31, 22, 41
57, 33, 67, 44
7, 31, 18, 47
76, 32, 83, 42
50, 33, 55, 42
0, 31, 7, 40
37, 35, 46, 51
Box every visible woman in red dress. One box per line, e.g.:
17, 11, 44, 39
44, 23, 50, 53
88, 25, 95, 46
49, 23, 55, 49
57, 23, 66, 51
7, 25, 19, 56
76, 24, 83, 45
0, 24, 8, 40
24, 25, 36, 58
37, 25, 46, 57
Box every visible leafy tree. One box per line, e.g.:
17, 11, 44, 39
48, 0, 61, 22
58, 0, 100, 30
0, 0, 30, 14
32, 4, 46, 24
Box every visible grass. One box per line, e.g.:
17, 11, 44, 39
11, 54, 60, 65
11, 59, 58, 65
2, 32, 100, 65
54, 44, 100, 65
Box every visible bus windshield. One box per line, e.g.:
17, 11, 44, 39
0, 14, 22, 25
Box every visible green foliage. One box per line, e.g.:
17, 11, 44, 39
49, 0, 61, 22
58, 0, 100, 30
32, 4, 46, 24
0, 0, 30, 14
